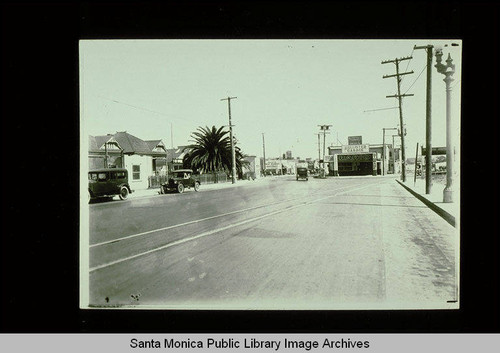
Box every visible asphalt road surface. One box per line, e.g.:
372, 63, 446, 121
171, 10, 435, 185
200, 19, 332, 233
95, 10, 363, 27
85, 176, 458, 309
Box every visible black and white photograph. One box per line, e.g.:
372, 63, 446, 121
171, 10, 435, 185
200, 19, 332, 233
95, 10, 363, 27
80, 39, 461, 310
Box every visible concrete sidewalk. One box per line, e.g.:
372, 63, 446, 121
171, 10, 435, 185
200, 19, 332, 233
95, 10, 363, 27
397, 177, 459, 228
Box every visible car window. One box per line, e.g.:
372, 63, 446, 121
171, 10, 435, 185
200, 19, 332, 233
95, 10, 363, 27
98, 173, 108, 181
89, 173, 98, 181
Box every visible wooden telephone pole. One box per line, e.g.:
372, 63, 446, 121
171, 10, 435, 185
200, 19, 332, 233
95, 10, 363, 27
382, 56, 414, 182
221, 96, 237, 184
262, 133, 266, 177
414, 45, 434, 194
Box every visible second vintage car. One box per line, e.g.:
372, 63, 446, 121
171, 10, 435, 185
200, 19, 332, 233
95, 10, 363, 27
160, 169, 200, 194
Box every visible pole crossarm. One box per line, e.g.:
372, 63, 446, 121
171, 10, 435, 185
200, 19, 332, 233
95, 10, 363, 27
381, 56, 413, 64
386, 93, 414, 98
383, 71, 414, 79
414, 45, 433, 50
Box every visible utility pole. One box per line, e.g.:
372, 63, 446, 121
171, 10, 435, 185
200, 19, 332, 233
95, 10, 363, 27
221, 97, 238, 184
392, 135, 398, 174
318, 125, 332, 176
314, 133, 321, 164
414, 44, 434, 194
382, 56, 414, 182
382, 127, 398, 175
262, 133, 266, 177
170, 122, 173, 149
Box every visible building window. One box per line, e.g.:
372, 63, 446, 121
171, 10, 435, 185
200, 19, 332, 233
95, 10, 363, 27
132, 165, 141, 180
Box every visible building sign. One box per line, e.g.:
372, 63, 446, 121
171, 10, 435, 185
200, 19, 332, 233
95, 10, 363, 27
342, 144, 369, 154
265, 160, 281, 169
348, 136, 363, 145
338, 153, 373, 162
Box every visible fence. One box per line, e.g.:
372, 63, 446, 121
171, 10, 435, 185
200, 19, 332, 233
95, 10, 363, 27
148, 172, 228, 189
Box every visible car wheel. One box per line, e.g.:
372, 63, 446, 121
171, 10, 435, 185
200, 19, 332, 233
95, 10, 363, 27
119, 186, 129, 200
88, 191, 91, 203
177, 183, 184, 193
194, 182, 200, 192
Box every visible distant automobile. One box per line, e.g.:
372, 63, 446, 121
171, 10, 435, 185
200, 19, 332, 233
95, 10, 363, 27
160, 169, 200, 194
296, 167, 309, 181
88, 168, 133, 201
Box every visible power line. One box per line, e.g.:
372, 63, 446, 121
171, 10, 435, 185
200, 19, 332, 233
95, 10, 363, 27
401, 48, 415, 83
363, 106, 399, 113
94, 94, 208, 127
403, 63, 427, 94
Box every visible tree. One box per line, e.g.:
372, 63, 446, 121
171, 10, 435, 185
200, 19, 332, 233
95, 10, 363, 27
182, 126, 249, 181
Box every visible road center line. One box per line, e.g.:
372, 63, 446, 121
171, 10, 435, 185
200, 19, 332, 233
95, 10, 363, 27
89, 181, 381, 273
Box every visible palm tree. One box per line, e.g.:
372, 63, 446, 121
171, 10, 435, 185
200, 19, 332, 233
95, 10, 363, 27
182, 126, 249, 181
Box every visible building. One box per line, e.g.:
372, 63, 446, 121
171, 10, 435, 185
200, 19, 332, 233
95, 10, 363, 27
88, 131, 168, 190
241, 155, 261, 179
260, 157, 308, 175
327, 142, 401, 176
164, 145, 190, 172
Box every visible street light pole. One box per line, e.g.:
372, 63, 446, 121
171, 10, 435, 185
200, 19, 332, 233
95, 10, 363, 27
221, 96, 237, 184
318, 125, 332, 176
435, 49, 456, 203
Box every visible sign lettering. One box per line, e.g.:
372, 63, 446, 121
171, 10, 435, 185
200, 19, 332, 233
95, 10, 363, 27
342, 144, 370, 154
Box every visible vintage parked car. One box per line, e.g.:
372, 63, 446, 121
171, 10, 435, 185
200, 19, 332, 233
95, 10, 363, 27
296, 167, 308, 181
88, 168, 133, 201
160, 169, 200, 194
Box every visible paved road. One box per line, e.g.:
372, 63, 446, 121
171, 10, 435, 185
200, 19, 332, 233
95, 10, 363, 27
85, 176, 458, 309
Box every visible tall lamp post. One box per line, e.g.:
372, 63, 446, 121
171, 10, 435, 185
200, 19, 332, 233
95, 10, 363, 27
318, 124, 332, 176
435, 48, 456, 203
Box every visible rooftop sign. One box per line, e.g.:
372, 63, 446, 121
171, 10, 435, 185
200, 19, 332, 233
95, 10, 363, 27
342, 144, 370, 154
348, 136, 363, 145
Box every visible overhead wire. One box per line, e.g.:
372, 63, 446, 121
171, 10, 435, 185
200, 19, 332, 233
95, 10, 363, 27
401, 47, 415, 83
403, 64, 427, 95
94, 94, 214, 128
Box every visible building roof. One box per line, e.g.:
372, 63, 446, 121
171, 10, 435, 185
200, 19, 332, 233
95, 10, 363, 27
165, 145, 190, 161
145, 140, 162, 151
89, 132, 166, 156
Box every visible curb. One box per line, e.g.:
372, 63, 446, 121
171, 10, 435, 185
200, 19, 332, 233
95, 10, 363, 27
396, 179, 456, 227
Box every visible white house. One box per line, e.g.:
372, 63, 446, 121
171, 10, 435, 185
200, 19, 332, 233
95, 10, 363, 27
88, 131, 168, 190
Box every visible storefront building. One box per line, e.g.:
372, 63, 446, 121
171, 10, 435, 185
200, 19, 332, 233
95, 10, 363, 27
327, 141, 401, 177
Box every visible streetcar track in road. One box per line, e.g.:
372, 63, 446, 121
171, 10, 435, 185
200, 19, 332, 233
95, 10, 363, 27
89, 181, 383, 273
89, 182, 373, 248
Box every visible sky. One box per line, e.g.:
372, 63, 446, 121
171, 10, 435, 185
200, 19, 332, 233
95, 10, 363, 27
80, 39, 461, 160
